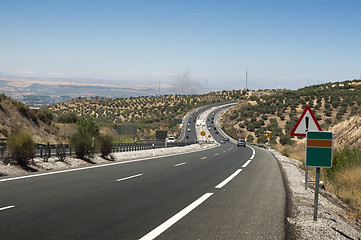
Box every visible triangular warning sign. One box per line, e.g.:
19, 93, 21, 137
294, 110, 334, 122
290, 105, 322, 137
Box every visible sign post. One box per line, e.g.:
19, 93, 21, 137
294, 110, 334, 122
200, 131, 206, 143
306, 131, 333, 221
290, 106, 322, 190
267, 133, 272, 147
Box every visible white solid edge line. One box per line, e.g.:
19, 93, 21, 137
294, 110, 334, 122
250, 146, 255, 155
250, 154, 255, 160
139, 193, 213, 240
215, 169, 242, 189
0, 143, 220, 183
116, 174, 143, 182
242, 160, 252, 168
174, 162, 186, 167
0, 205, 15, 211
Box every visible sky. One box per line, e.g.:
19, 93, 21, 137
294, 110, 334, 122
1, 0, 361, 92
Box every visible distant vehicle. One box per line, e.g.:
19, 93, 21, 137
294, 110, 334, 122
166, 137, 175, 143
187, 122, 191, 126
237, 139, 246, 147
221, 139, 226, 143
215, 131, 218, 134
211, 116, 214, 120
212, 113, 215, 116
225, 138, 230, 141
196, 119, 202, 126
187, 128, 191, 132
208, 126, 211, 130
213, 127, 216, 130
201, 120, 206, 126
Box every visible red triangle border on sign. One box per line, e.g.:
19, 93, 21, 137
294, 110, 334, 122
290, 105, 322, 137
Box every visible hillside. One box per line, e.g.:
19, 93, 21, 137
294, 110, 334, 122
46, 91, 245, 139
221, 80, 361, 145
0, 94, 65, 143
330, 115, 361, 148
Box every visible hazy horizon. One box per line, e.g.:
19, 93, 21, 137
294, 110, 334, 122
1, 1, 360, 92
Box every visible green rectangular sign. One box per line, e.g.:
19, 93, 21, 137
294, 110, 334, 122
306, 131, 333, 168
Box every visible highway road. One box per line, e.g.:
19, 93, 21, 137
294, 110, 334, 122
0, 105, 286, 240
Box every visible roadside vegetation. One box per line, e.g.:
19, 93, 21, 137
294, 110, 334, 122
324, 146, 361, 220
6, 130, 35, 167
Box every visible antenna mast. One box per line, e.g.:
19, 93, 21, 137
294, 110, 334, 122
246, 71, 248, 90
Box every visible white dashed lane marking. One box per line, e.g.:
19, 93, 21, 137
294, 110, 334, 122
175, 162, 186, 167
0, 205, 15, 211
116, 174, 143, 182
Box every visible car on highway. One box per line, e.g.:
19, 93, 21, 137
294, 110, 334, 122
221, 138, 229, 143
237, 139, 246, 147
166, 137, 175, 143
187, 128, 191, 132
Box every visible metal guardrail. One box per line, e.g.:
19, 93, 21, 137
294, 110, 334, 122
0, 141, 198, 161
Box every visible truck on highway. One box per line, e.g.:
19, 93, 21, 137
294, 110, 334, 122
196, 119, 202, 126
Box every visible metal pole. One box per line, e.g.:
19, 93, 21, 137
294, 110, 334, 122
313, 167, 321, 221
305, 167, 308, 190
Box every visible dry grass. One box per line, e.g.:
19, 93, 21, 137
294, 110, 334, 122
275, 142, 361, 221
274, 142, 305, 163
325, 166, 361, 220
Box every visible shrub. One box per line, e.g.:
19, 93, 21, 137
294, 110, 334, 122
76, 117, 99, 137
247, 135, 254, 143
7, 131, 35, 166
280, 134, 292, 145
56, 112, 78, 123
246, 123, 255, 132
70, 132, 91, 159
325, 146, 361, 179
0, 127, 9, 137
70, 117, 100, 159
99, 134, 114, 157
257, 135, 267, 144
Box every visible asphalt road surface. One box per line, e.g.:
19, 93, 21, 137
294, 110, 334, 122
0, 106, 286, 240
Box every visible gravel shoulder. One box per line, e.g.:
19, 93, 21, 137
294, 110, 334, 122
270, 148, 361, 239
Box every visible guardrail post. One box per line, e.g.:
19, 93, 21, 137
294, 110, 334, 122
56, 144, 59, 158
40, 145, 43, 158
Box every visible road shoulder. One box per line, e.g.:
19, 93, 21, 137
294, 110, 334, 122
270, 148, 361, 239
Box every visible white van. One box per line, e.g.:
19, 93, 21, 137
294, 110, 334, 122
166, 137, 175, 143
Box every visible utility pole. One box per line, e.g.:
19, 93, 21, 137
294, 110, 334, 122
246, 71, 248, 90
